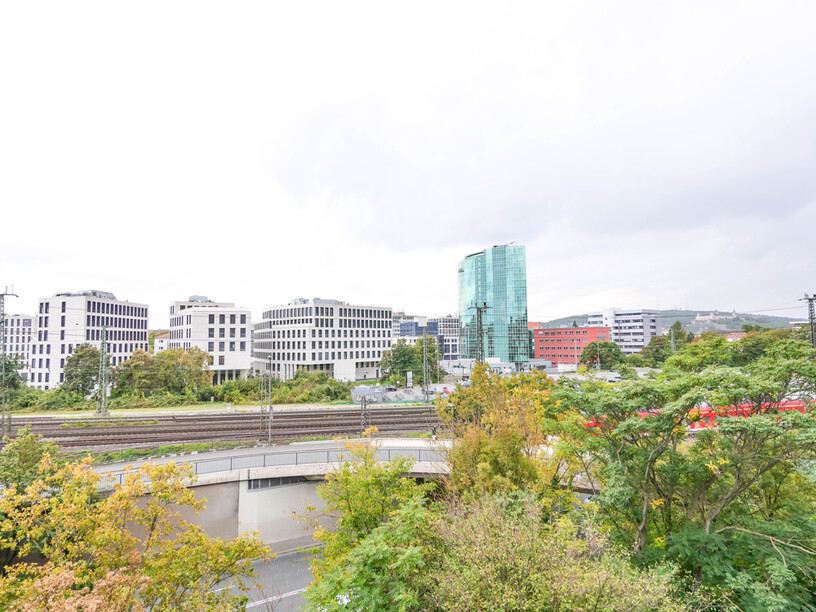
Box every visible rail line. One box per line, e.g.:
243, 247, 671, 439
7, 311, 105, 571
7, 406, 442, 449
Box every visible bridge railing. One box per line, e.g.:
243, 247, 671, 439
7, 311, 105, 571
103, 446, 447, 487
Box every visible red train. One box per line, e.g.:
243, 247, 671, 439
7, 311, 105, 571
584, 400, 810, 431
687, 400, 809, 430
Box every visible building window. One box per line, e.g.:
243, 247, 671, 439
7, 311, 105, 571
208, 342, 214, 352
219, 342, 225, 352
219, 356, 225, 365
209, 314, 215, 324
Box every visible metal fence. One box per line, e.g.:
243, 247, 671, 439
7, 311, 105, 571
104, 446, 447, 487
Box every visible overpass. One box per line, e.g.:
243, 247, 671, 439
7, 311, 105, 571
100, 439, 448, 552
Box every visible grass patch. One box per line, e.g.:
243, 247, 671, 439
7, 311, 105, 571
87, 440, 252, 464
60, 419, 160, 429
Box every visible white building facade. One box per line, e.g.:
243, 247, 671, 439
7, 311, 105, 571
28, 290, 149, 390
253, 298, 392, 382
2, 314, 36, 382
168, 296, 252, 384
429, 315, 460, 361
587, 308, 662, 355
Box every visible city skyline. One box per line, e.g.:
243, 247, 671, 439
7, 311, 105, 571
2, 2, 814, 329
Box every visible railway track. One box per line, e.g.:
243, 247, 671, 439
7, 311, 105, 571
7, 406, 442, 449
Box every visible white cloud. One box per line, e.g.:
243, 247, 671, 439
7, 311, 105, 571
1, 1, 814, 327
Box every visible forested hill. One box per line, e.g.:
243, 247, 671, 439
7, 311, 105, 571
538, 309, 797, 333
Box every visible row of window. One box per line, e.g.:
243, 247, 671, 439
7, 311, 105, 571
266, 350, 382, 362
206, 341, 247, 353
206, 328, 248, 339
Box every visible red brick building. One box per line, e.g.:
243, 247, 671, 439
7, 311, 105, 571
533, 326, 611, 365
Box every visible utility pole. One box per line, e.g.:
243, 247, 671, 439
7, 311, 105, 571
802, 293, 816, 348
422, 333, 429, 404
96, 325, 109, 416
268, 356, 273, 444
596, 334, 603, 371
1, 287, 18, 438
360, 395, 369, 435
472, 302, 491, 364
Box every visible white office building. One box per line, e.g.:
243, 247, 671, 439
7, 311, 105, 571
253, 297, 392, 382
429, 315, 460, 361
587, 308, 662, 355
168, 296, 252, 384
28, 290, 149, 390
2, 314, 36, 382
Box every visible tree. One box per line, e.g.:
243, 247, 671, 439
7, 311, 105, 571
437, 364, 573, 504
154, 348, 212, 393
306, 497, 432, 612
379, 338, 441, 386
636, 335, 672, 367
668, 320, 693, 350
63, 344, 105, 397
0, 427, 63, 572
113, 349, 158, 396
305, 436, 431, 609
424, 496, 686, 612
555, 340, 816, 609
579, 340, 626, 370
0, 355, 25, 393
0, 456, 271, 610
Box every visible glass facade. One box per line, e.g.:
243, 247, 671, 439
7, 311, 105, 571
458, 244, 528, 364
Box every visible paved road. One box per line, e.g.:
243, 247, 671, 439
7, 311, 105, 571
216, 549, 314, 611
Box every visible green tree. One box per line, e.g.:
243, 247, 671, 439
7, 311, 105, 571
153, 348, 212, 393
306, 497, 433, 612
728, 328, 790, 366
556, 340, 816, 609
424, 496, 686, 612
635, 335, 672, 367
113, 348, 157, 396
379, 338, 441, 386
669, 320, 693, 349
305, 437, 431, 608
579, 340, 626, 370
0, 355, 25, 393
63, 344, 105, 398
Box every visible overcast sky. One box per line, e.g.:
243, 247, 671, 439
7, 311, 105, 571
2, 1, 814, 329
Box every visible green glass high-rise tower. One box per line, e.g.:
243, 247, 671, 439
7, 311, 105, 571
458, 243, 528, 365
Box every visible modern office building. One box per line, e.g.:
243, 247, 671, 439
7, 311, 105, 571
253, 298, 392, 382
168, 296, 252, 384
533, 326, 611, 366
392, 312, 460, 361
429, 315, 460, 361
2, 314, 36, 382
28, 290, 149, 390
587, 308, 662, 355
458, 243, 528, 365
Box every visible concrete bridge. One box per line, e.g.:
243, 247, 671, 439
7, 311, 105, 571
100, 439, 448, 553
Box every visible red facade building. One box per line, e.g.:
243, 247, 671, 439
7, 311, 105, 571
533, 326, 611, 365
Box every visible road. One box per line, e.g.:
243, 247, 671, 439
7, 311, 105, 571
216, 549, 314, 611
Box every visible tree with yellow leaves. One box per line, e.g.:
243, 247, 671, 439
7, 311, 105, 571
0, 453, 270, 611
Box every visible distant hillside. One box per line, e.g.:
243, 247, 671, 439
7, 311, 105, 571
537, 310, 796, 333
